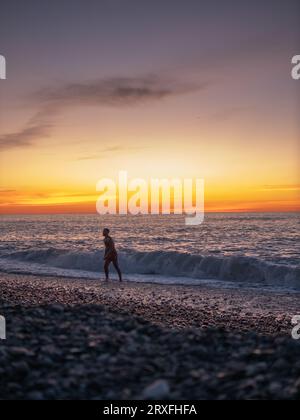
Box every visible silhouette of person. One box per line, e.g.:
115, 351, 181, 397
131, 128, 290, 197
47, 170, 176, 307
103, 228, 122, 282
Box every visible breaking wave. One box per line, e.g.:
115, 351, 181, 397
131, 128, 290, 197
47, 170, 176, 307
0, 247, 299, 289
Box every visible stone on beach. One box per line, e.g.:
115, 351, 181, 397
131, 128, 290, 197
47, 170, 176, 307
142, 380, 170, 400
0, 273, 300, 400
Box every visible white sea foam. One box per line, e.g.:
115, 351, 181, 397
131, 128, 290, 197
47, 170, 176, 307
0, 213, 299, 290
0, 248, 299, 290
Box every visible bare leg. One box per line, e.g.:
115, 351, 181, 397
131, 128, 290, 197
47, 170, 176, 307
104, 260, 110, 281
113, 260, 123, 282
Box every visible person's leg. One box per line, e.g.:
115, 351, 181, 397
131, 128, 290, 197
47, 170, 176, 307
113, 259, 123, 282
104, 259, 110, 281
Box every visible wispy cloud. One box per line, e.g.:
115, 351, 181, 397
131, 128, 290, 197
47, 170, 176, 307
0, 189, 98, 206
35, 76, 198, 108
257, 185, 300, 192
1, 75, 204, 151
76, 145, 146, 161
0, 123, 52, 151
0, 189, 17, 193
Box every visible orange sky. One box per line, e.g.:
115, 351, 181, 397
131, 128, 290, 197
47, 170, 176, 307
0, 1, 299, 214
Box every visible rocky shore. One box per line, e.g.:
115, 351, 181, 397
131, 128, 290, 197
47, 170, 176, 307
0, 273, 299, 400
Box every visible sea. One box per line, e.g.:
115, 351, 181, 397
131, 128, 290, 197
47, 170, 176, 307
0, 213, 299, 291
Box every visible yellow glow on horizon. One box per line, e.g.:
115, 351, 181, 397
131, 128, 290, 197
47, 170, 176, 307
1, 103, 299, 214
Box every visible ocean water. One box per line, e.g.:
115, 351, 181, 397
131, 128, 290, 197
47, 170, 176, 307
0, 213, 299, 290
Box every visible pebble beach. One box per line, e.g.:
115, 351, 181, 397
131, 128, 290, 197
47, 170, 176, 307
0, 273, 300, 400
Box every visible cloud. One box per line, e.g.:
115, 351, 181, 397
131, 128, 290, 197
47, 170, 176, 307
76, 145, 146, 161
0, 189, 97, 206
35, 76, 200, 109
257, 185, 300, 192
0, 189, 17, 193
0, 123, 52, 151
1, 75, 203, 151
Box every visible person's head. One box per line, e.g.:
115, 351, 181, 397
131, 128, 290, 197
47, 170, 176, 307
103, 228, 110, 237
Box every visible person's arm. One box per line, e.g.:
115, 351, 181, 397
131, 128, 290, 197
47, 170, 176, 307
104, 238, 115, 259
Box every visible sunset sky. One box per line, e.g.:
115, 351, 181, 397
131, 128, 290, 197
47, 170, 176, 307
0, 0, 299, 213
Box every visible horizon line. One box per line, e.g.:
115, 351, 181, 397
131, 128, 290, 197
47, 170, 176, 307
0, 209, 299, 216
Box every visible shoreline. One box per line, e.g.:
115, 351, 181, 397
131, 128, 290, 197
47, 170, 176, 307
1, 272, 298, 334
1, 273, 300, 400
